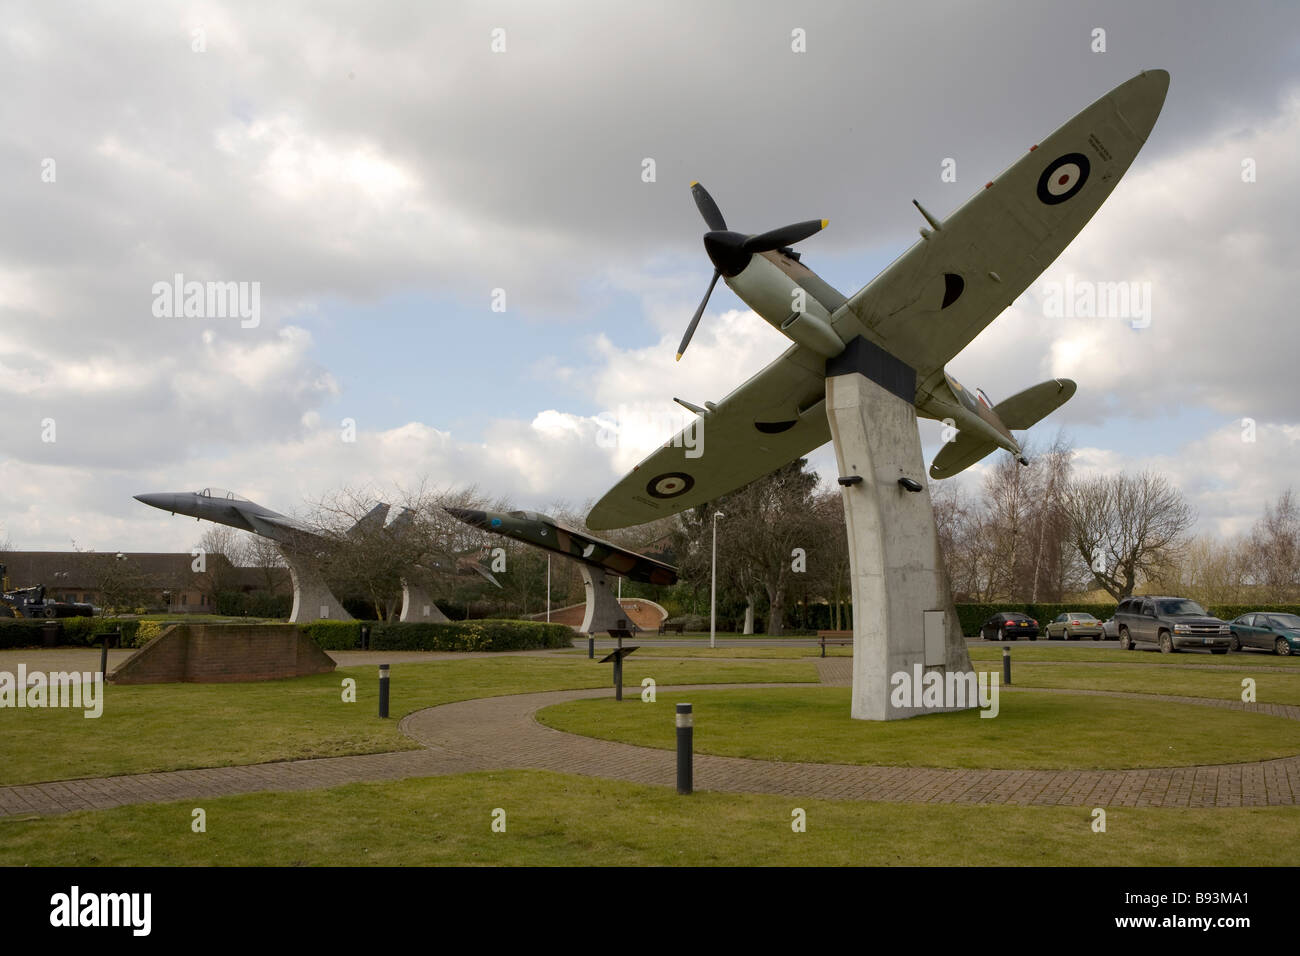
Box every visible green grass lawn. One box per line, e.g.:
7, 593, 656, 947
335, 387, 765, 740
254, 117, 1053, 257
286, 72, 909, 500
0, 655, 815, 786
537, 687, 1300, 770
1, 769, 1297, 866
981, 661, 1300, 705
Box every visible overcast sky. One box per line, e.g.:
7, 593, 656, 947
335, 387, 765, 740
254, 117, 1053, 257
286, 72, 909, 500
1, 0, 1297, 553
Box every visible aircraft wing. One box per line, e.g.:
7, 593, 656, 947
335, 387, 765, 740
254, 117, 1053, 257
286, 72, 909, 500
586, 71, 1167, 530
836, 70, 1168, 388
993, 378, 1077, 430
586, 345, 830, 529
245, 511, 316, 538
928, 432, 1000, 480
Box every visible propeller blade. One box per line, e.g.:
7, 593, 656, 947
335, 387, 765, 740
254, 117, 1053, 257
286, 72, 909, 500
690, 181, 727, 231
742, 219, 827, 253
676, 269, 721, 361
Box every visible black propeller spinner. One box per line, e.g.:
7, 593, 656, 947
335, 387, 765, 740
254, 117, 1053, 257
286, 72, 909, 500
676, 181, 827, 361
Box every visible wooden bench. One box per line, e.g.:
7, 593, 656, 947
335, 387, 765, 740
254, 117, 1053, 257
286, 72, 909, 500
657, 621, 686, 636
817, 630, 853, 657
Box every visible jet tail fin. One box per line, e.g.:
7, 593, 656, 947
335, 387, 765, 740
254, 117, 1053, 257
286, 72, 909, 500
992, 379, 1077, 430
346, 502, 391, 538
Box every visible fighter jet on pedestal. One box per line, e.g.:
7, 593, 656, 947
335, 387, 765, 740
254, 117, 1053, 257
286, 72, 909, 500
444, 507, 676, 634
133, 487, 386, 623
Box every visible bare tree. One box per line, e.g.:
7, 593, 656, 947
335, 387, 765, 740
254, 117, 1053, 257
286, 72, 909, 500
812, 491, 852, 630
709, 459, 820, 635
1027, 433, 1077, 602
194, 524, 252, 600
1172, 533, 1250, 604
1246, 489, 1300, 602
1062, 470, 1196, 600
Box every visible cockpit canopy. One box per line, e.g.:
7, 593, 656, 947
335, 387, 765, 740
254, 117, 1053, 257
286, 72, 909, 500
196, 487, 248, 501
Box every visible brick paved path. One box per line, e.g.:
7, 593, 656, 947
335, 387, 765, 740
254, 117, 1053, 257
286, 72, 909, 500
400, 685, 1300, 809
4, 683, 1300, 818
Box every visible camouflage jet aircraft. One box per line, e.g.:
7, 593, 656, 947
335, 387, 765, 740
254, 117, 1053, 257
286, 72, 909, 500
445, 508, 677, 586
587, 70, 1167, 530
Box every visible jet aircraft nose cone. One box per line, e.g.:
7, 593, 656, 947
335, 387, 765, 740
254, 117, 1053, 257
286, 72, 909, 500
134, 492, 176, 510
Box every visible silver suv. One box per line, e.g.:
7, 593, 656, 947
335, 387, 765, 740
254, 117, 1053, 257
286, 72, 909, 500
1114, 596, 1231, 654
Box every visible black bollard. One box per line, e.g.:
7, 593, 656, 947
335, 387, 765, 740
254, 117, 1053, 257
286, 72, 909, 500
99, 634, 109, 679
588, 636, 594, 660
360, 625, 370, 651
1002, 645, 1011, 685
378, 663, 390, 718
676, 703, 693, 795
614, 654, 623, 701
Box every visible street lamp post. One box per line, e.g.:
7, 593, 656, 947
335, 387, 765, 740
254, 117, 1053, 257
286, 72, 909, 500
711, 511, 725, 649
546, 554, 551, 623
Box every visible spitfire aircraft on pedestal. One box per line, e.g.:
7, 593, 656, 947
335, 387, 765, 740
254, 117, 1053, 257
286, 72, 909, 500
586, 70, 1169, 720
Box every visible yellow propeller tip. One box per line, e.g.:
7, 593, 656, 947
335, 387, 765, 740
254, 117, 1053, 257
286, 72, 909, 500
821, 219, 829, 228
675, 353, 683, 362
690, 181, 699, 188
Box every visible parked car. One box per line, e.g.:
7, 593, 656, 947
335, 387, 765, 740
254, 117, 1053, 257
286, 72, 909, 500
979, 612, 1039, 641
1102, 616, 1120, 639
1114, 596, 1232, 654
1045, 612, 1105, 641
1229, 612, 1300, 656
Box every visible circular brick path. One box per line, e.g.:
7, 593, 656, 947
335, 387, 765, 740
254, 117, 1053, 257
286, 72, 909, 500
3, 681, 1299, 817
400, 683, 1300, 809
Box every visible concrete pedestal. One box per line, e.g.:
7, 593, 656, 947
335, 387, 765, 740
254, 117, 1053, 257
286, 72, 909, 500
824, 339, 974, 720
282, 548, 353, 624
400, 580, 450, 623
578, 565, 627, 634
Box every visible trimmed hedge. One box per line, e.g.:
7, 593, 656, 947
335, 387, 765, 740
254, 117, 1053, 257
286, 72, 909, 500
368, 620, 574, 652
955, 602, 1300, 636
955, 603, 1116, 637
1206, 604, 1300, 622
300, 620, 364, 650
0, 620, 53, 648
0, 618, 143, 648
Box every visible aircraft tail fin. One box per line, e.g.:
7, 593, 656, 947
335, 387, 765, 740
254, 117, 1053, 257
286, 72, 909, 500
929, 378, 1077, 479
992, 379, 1077, 430
346, 502, 391, 538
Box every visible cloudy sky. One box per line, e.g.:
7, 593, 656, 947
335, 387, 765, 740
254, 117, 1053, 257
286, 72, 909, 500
2, 0, 1297, 553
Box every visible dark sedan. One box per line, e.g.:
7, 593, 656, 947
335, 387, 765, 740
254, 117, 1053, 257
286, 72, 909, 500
979, 612, 1039, 641
1229, 612, 1300, 656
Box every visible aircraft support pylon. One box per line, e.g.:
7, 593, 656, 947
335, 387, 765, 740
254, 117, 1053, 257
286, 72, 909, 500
282, 547, 353, 624
824, 337, 975, 720
400, 580, 451, 623
578, 565, 628, 634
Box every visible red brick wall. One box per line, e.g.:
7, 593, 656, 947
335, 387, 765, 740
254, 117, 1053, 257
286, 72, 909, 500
108, 624, 336, 684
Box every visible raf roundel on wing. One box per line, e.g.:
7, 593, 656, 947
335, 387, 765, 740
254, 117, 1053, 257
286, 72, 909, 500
1036, 152, 1091, 205
647, 472, 694, 499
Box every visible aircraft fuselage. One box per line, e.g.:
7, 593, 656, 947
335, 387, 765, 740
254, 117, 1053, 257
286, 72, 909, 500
724, 251, 1023, 459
